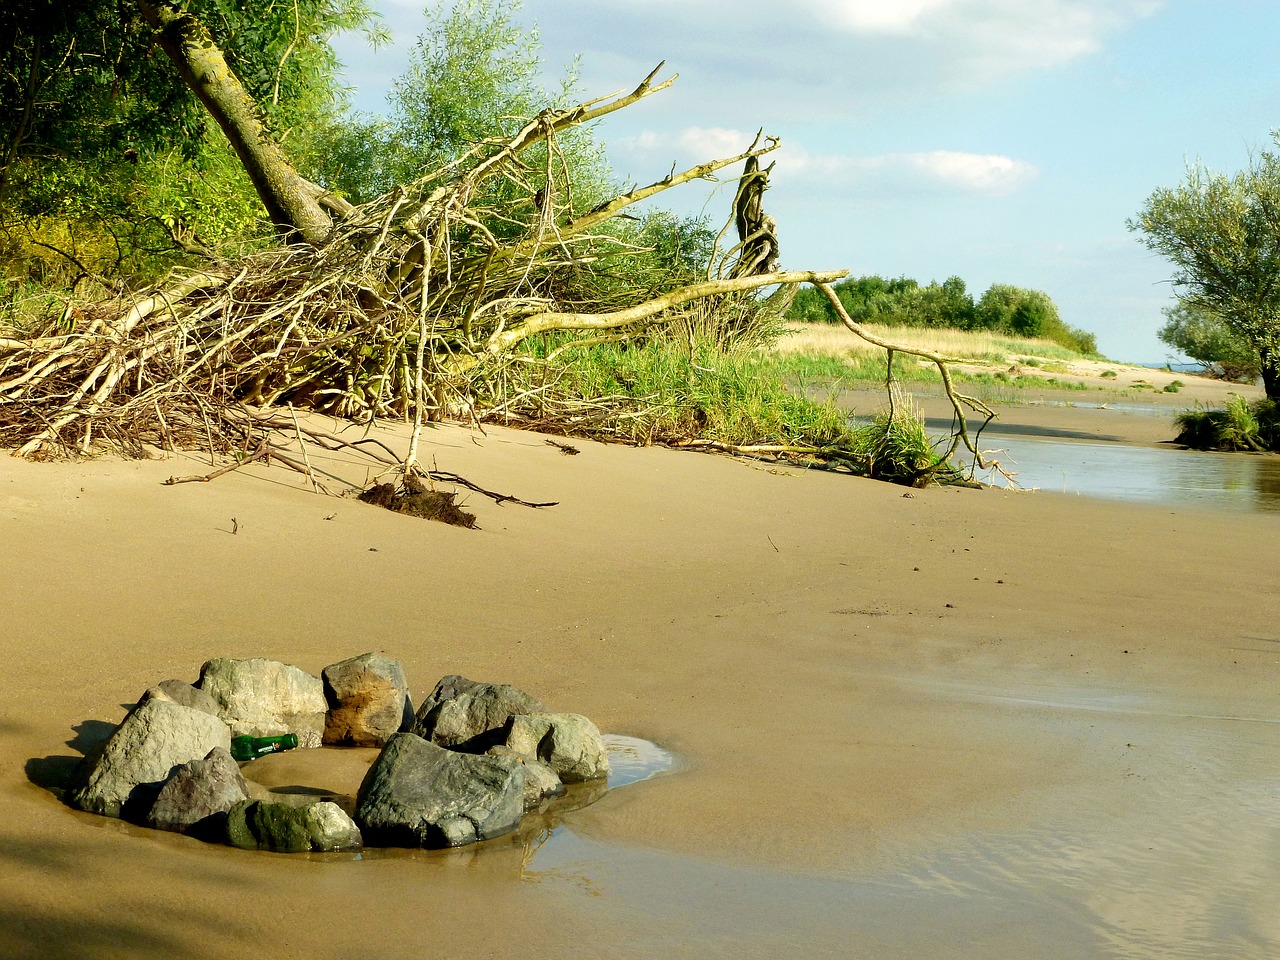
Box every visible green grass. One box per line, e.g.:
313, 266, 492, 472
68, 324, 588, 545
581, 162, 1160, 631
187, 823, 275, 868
498, 339, 959, 485
1175, 395, 1280, 451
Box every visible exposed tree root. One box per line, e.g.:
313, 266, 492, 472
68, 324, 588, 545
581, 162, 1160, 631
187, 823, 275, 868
0, 64, 992, 493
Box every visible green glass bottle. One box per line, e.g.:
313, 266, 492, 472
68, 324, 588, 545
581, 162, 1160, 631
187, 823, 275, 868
230, 733, 299, 762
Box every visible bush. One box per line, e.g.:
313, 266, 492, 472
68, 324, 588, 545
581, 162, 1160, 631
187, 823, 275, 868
1175, 394, 1269, 450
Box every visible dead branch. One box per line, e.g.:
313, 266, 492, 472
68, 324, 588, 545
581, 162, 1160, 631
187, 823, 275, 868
481, 269, 845, 356
405, 469, 557, 508
164, 440, 270, 484
815, 282, 1010, 480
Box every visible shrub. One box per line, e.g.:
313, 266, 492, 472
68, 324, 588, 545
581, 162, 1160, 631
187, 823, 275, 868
1175, 394, 1267, 450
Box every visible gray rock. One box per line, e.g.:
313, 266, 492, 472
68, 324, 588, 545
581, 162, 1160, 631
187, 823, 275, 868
71, 699, 231, 819
224, 800, 361, 853
146, 746, 248, 835
322, 652, 413, 747
137, 679, 221, 717
411, 675, 544, 752
355, 732, 524, 847
488, 745, 566, 811
505, 713, 610, 783
198, 658, 326, 748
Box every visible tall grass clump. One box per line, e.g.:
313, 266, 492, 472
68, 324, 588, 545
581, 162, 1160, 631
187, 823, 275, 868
483, 301, 961, 486
1174, 394, 1279, 451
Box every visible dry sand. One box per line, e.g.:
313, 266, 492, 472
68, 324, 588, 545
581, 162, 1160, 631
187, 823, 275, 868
2, 394, 1278, 958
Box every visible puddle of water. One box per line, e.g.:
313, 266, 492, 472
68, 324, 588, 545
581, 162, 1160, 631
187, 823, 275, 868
962, 435, 1280, 512
603, 733, 677, 788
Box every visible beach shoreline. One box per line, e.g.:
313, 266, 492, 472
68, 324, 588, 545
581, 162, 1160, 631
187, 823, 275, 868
2, 405, 1277, 958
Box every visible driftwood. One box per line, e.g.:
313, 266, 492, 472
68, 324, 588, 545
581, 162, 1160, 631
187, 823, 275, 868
0, 62, 993, 492
0, 65, 841, 473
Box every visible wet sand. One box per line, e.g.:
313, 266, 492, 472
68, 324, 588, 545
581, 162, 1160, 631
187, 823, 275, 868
2, 395, 1278, 958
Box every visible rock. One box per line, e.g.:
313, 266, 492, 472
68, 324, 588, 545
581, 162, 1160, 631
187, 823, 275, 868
137, 679, 221, 717
505, 713, 610, 783
488, 745, 565, 811
322, 652, 413, 747
355, 733, 524, 847
411, 675, 544, 752
225, 800, 362, 853
71, 699, 231, 819
146, 747, 248, 835
303, 801, 364, 852
226, 800, 310, 852
198, 658, 326, 748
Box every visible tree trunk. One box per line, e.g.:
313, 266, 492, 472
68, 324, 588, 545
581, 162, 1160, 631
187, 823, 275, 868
1260, 345, 1280, 400
136, 0, 333, 246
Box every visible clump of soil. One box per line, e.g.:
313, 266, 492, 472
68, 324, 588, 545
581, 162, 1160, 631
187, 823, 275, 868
358, 483, 477, 528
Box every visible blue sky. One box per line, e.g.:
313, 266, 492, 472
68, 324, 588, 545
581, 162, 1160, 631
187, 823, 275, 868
332, 1, 1280, 362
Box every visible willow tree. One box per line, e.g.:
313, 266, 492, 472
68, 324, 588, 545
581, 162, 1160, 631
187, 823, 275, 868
1132, 149, 1280, 399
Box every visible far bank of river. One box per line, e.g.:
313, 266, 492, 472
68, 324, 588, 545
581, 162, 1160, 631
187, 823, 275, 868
839, 382, 1280, 512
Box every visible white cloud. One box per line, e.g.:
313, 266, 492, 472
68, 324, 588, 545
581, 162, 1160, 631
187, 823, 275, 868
798, 0, 1163, 74
616, 129, 1039, 197
804, 0, 959, 34
890, 151, 1040, 195
335, 1, 1163, 127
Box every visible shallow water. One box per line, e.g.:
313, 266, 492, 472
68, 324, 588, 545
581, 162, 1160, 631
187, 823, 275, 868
67, 711, 1280, 956
525, 692, 1280, 959
964, 435, 1280, 512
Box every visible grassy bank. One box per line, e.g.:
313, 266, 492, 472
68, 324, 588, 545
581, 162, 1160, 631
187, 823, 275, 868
769, 321, 1095, 364
488, 338, 959, 485
764, 321, 1099, 395
1175, 395, 1280, 451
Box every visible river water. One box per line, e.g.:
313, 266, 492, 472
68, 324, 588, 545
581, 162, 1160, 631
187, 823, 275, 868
963, 434, 1280, 512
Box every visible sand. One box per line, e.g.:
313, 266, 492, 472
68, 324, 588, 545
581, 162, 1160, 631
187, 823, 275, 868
2, 387, 1278, 959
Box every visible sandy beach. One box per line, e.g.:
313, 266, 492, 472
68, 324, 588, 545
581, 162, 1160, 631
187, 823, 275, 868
2, 384, 1278, 959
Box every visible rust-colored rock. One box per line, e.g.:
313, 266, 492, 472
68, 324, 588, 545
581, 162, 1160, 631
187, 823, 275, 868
322, 652, 413, 747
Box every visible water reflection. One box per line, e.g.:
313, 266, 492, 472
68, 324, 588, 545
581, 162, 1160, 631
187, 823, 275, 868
603, 734, 677, 788
300, 734, 674, 868
964, 436, 1280, 512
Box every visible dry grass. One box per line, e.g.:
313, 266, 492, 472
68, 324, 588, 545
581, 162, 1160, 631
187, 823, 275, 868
768, 322, 1090, 363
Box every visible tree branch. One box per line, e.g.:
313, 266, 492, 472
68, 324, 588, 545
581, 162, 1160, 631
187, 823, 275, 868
483, 270, 846, 355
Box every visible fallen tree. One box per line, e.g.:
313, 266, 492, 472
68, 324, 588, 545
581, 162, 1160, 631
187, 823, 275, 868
0, 49, 1002, 487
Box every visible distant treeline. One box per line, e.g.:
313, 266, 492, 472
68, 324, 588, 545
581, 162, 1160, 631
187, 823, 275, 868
788, 275, 1098, 355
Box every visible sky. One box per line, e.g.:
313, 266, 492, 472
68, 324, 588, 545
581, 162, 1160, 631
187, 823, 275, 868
331, 0, 1280, 363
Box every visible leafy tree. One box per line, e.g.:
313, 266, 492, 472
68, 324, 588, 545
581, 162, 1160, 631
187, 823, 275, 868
789, 274, 1095, 353
316, 0, 608, 210
1132, 149, 1280, 399
1158, 300, 1260, 382
1, 0, 380, 264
